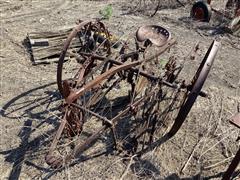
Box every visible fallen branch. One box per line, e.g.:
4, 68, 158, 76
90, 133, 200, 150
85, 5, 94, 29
180, 138, 203, 174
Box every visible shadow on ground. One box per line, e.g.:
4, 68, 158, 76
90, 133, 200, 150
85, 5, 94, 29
0, 82, 61, 179
1, 82, 239, 179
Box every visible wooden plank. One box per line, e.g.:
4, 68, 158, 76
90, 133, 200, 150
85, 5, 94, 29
24, 28, 77, 65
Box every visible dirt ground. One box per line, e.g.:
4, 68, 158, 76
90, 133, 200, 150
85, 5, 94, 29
0, 0, 240, 179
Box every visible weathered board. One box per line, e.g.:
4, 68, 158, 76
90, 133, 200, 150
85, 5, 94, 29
24, 28, 80, 65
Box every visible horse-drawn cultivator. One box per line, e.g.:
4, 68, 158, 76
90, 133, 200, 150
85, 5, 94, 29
45, 20, 221, 169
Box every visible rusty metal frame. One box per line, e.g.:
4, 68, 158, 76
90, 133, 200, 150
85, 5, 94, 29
46, 36, 177, 168
46, 20, 221, 169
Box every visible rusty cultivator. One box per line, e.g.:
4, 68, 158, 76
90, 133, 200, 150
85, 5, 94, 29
45, 20, 221, 169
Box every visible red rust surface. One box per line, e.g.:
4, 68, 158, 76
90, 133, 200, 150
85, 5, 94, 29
230, 113, 240, 128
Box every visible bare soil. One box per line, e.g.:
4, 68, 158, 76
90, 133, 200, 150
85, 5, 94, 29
0, 0, 239, 179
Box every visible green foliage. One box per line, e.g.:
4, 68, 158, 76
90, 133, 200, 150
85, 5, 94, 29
159, 59, 167, 68
99, 4, 113, 20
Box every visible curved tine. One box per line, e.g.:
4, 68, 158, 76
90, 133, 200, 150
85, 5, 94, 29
167, 40, 221, 138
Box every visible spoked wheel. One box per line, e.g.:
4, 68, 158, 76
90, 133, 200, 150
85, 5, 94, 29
46, 60, 146, 169
56, 20, 115, 142
47, 20, 164, 168
57, 20, 112, 99
46, 20, 120, 168
168, 40, 221, 137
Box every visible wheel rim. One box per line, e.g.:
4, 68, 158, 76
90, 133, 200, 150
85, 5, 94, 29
57, 21, 111, 98
168, 40, 221, 137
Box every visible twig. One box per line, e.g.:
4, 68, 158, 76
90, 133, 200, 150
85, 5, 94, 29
176, 0, 185, 7
198, 110, 214, 162
201, 130, 237, 157
151, 0, 160, 17
120, 154, 137, 180
212, 96, 223, 135
181, 130, 187, 157
151, 0, 185, 17
180, 138, 203, 174
182, 41, 200, 66
203, 155, 235, 170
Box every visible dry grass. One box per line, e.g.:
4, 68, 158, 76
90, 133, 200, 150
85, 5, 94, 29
0, 0, 239, 179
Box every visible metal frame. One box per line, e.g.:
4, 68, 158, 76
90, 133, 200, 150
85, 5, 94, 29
45, 20, 221, 169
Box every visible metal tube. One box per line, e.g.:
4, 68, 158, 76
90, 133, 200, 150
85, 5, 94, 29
222, 147, 240, 180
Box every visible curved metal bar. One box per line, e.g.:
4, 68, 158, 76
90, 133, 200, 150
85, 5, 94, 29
130, 40, 218, 157
65, 39, 176, 104
57, 20, 91, 97
65, 60, 142, 104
